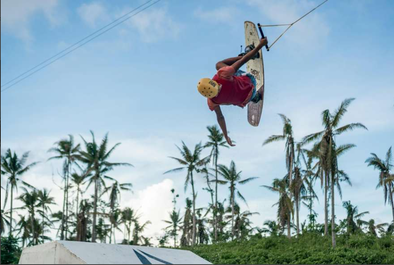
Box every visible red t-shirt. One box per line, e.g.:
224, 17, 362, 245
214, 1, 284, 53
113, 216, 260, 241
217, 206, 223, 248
207, 66, 254, 111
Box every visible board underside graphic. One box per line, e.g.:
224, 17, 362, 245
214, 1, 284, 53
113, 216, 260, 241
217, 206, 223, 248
245, 21, 265, 127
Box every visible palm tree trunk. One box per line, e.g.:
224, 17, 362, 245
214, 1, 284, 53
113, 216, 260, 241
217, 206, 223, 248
214, 154, 218, 242
65, 161, 71, 240
389, 185, 394, 223
109, 224, 113, 244
296, 199, 300, 236
309, 185, 313, 228
191, 173, 196, 246
60, 176, 67, 240
92, 175, 99, 242
324, 171, 329, 236
76, 188, 80, 219
331, 172, 336, 248
9, 187, 14, 238
289, 148, 294, 238
231, 188, 235, 241
128, 222, 131, 242
113, 226, 116, 244
42, 205, 46, 242
289, 151, 293, 188
30, 213, 35, 245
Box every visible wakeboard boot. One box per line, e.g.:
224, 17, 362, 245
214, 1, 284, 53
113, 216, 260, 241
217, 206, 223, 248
238, 44, 260, 59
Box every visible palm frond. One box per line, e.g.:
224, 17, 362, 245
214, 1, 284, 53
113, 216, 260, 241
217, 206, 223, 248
263, 135, 286, 146
302, 131, 324, 145
239, 177, 259, 185
332, 98, 355, 128
336, 144, 356, 157
335, 123, 368, 135
163, 167, 185, 175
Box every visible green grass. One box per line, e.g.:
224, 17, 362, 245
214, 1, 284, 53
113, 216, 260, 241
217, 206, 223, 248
187, 234, 394, 264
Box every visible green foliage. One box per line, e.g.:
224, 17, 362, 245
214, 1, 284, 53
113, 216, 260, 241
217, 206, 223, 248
1, 236, 21, 264
188, 233, 394, 264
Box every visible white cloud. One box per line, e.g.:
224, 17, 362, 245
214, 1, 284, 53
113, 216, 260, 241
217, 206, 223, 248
77, 2, 109, 28
1, 0, 63, 42
194, 6, 238, 24
122, 179, 174, 244
246, 0, 330, 49
125, 8, 182, 43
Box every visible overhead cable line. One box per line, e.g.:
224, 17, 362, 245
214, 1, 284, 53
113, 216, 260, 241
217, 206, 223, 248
259, 0, 329, 49
1, 0, 162, 93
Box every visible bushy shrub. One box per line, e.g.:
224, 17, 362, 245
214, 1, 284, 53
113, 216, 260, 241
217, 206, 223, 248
188, 233, 394, 264
1, 236, 22, 264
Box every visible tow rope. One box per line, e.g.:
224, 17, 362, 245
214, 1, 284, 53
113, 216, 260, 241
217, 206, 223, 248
259, 0, 329, 50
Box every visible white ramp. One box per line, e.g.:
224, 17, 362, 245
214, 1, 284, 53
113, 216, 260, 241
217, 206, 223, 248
19, 241, 211, 264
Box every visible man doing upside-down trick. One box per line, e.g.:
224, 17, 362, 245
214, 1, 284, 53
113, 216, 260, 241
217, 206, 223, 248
197, 37, 268, 147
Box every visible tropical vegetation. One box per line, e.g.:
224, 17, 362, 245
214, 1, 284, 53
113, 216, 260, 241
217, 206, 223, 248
1, 99, 393, 264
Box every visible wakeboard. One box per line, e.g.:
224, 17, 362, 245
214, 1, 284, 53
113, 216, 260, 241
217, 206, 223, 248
245, 21, 265, 127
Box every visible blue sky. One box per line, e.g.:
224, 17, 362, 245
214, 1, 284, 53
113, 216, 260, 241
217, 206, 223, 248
1, 0, 394, 242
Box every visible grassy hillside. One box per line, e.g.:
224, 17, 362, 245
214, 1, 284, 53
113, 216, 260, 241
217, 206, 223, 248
188, 234, 394, 264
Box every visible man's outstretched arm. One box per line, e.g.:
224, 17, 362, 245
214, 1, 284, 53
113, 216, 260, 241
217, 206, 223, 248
215, 38, 267, 71
216, 56, 243, 70
214, 106, 235, 147
232, 38, 267, 72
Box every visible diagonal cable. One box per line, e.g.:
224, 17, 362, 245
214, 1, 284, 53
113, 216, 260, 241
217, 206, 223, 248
1, 0, 162, 93
258, 0, 329, 50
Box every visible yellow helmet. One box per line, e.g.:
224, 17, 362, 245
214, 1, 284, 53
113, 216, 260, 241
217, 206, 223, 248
197, 78, 219, 98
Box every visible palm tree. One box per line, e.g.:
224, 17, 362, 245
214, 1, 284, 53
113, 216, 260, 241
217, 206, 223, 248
231, 205, 259, 240
204, 125, 228, 241
303, 98, 367, 247
104, 179, 133, 243
17, 188, 40, 245
215, 200, 229, 241
48, 135, 80, 240
96, 217, 111, 243
201, 166, 215, 235
108, 209, 123, 244
263, 114, 295, 188
217, 161, 258, 240
37, 188, 56, 241
30, 218, 52, 245
385, 222, 394, 236
51, 211, 64, 238
366, 219, 388, 236
76, 199, 93, 242
366, 147, 394, 223
260, 220, 283, 237
263, 178, 293, 238
1, 149, 38, 237
302, 147, 320, 230
196, 209, 209, 244
121, 207, 136, 242
342, 201, 369, 234
180, 198, 193, 246
132, 220, 151, 245
291, 166, 308, 236
292, 143, 317, 236
1, 209, 11, 235
164, 210, 182, 247
16, 215, 32, 247
141, 236, 152, 247
76, 131, 132, 242
165, 142, 209, 246
70, 172, 87, 219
